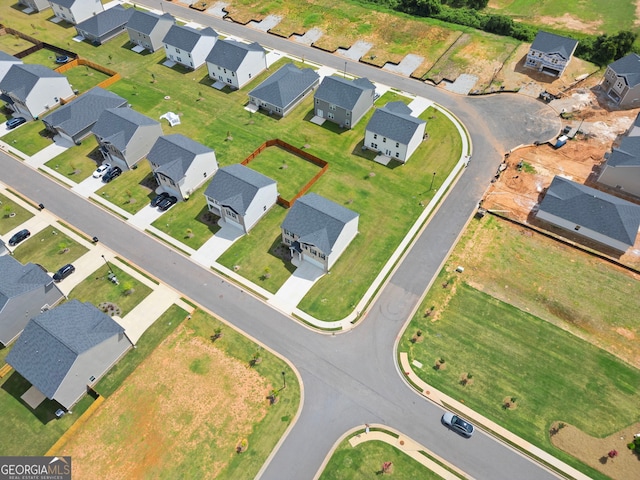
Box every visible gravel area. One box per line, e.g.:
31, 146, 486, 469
336, 41, 372, 60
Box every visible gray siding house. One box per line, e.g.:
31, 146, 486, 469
18, 0, 51, 12
525, 31, 578, 77
147, 134, 218, 201
601, 53, 640, 109
126, 10, 175, 53
163, 25, 218, 70
75, 4, 134, 45
206, 39, 266, 90
49, 0, 104, 25
364, 101, 426, 163
0, 256, 64, 346
6, 300, 133, 410
0, 51, 22, 84
281, 193, 359, 272
597, 135, 640, 198
42, 87, 127, 144
314, 76, 375, 129
248, 64, 319, 117
0, 63, 74, 120
536, 175, 640, 252
204, 164, 277, 233
92, 107, 163, 171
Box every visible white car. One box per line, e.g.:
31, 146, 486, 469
93, 163, 111, 178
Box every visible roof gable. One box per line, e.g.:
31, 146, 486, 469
75, 5, 134, 36
163, 25, 217, 51
282, 193, 358, 254
92, 107, 159, 150
204, 164, 275, 215
366, 101, 426, 144
148, 134, 214, 180
249, 64, 318, 109
608, 53, 640, 88
538, 176, 640, 246
206, 39, 264, 71
127, 10, 174, 35
530, 31, 578, 59
0, 64, 67, 101
607, 136, 640, 167
314, 76, 375, 110
0, 256, 52, 311
5, 300, 126, 399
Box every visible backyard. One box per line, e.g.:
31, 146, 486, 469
12, 224, 88, 272
58, 308, 300, 480
400, 215, 640, 479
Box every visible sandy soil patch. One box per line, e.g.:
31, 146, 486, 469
535, 13, 603, 34
551, 422, 640, 480
60, 325, 270, 479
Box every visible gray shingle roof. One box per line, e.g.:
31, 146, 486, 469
0, 51, 21, 64
6, 300, 126, 399
282, 193, 359, 254
249, 63, 318, 109
42, 87, 127, 138
608, 136, 640, 167
75, 4, 133, 37
51, 0, 77, 8
163, 25, 217, 51
531, 31, 578, 60
0, 64, 67, 102
148, 134, 214, 181
607, 53, 640, 88
206, 39, 264, 71
0, 256, 53, 313
538, 176, 640, 247
92, 107, 159, 151
204, 164, 275, 215
127, 10, 173, 35
366, 101, 426, 145
314, 75, 375, 110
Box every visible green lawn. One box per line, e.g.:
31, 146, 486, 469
0, 192, 34, 234
401, 281, 637, 480
247, 145, 324, 200
12, 224, 89, 272
1, 120, 52, 155
44, 136, 100, 182
151, 183, 220, 250
20, 48, 63, 68
0, 31, 33, 55
319, 437, 444, 480
95, 161, 155, 214
63, 65, 111, 93
68, 263, 152, 317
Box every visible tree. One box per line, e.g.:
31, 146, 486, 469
399, 0, 442, 17
483, 14, 513, 36
210, 327, 223, 342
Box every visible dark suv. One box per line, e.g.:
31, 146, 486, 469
6, 117, 26, 130
53, 264, 75, 282
102, 166, 122, 183
8, 229, 30, 246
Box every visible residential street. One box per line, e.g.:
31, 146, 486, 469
0, 2, 564, 479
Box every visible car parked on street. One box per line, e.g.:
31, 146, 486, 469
157, 195, 177, 211
151, 191, 169, 207
53, 263, 75, 282
102, 166, 122, 183
92, 163, 111, 178
6, 117, 26, 130
441, 412, 474, 438
8, 229, 30, 246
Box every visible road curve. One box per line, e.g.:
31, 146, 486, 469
1, 2, 563, 479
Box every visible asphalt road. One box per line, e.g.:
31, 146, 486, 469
1, 3, 562, 479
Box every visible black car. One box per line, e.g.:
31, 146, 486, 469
102, 166, 122, 183
157, 195, 177, 211
8, 229, 30, 246
151, 192, 169, 207
6, 117, 26, 130
53, 264, 75, 282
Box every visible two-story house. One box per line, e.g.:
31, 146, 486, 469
600, 53, 640, 109
75, 4, 134, 46
18, 0, 50, 13
92, 107, 163, 171
0, 63, 74, 120
126, 10, 175, 53
204, 164, 277, 233
163, 25, 218, 70
147, 134, 218, 201
364, 101, 426, 164
525, 31, 578, 78
314, 76, 375, 129
597, 113, 640, 197
248, 63, 319, 117
281, 193, 359, 272
206, 39, 266, 90
49, 0, 104, 25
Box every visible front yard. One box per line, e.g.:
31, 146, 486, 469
44, 136, 100, 182
0, 191, 34, 234
12, 224, 89, 272
95, 161, 155, 215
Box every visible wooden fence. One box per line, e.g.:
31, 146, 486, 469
241, 139, 329, 208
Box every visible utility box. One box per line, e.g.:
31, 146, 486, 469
554, 135, 568, 149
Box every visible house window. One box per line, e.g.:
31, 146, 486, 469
319, 253, 326, 259
395, 152, 400, 158
177, 57, 182, 63
176, 48, 181, 54
232, 72, 235, 77
227, 78, 232, 84
373, 134, 377, 139
328, 112, 334, 119
217, 66, 221, 70
383, 137, 386, 143
346, 111, 350, 116
284, 238, 290, 245
316, 99, 319, 104
395, 142, 399, 148
223, 68, 227, 73
249, 73, 252, 78
574, 225, 581, 231
263, 205, 267, 211
283, 229, 293, 237
371, 142, 377, 149
330, 104, 336, 111
203, 172, 207, 177
345, 120, 350, 126
310, 249, 317, 255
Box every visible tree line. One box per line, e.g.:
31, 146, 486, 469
360, 0, 637, 66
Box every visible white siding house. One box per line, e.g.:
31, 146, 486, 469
163, 25, 218, 70
206, 39, 266, 90
49, 0, 104, 25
